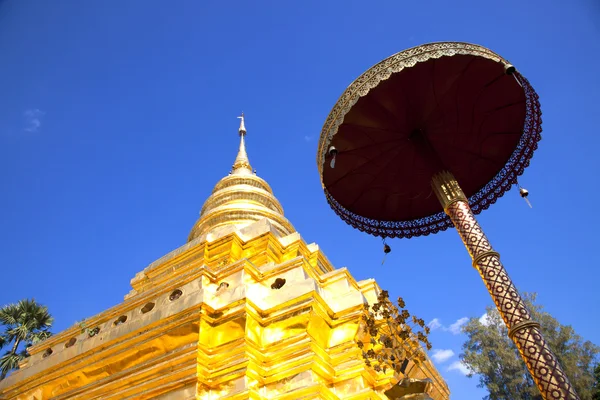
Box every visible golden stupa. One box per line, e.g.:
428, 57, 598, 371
0, 116, 449, 400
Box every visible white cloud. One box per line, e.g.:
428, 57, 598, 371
448, 360, 470, 375
431, 349, 454, 363
447, 317, 468, 335
304, 135, 313, 142
24, 109, 45, 132
479, 312, 492, 327
427, 316, 469, 335
427, 318, 442, 330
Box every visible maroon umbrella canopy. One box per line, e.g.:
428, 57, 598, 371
317, 42, 541, 238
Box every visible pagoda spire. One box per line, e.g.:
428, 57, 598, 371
232, 113, 252, 174
187, 113, 295, 241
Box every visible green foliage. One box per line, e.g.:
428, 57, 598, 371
0, 299, 53, 380
461, 293, 598, 400
593, 364, 600, 400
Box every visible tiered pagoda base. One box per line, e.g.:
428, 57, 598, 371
0, 220, 448, 400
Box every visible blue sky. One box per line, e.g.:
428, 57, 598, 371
1, 1, 598, 398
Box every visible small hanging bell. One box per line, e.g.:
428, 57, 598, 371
504, 64, 516, 75
328, 146, 338, 169
519, 186, 532, 208
382, 240, 391, 265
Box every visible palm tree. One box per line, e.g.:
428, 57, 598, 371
0, 299, 53, 380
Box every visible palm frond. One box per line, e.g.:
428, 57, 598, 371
0, 299, 53, 378
0, 303, 20, 326
0, 351, 23, 380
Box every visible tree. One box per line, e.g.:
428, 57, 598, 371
461, 293, 598, 400
593, 363, 600, 400
0, 299, 53, 380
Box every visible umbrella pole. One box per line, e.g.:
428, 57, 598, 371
431, 171, 578, 400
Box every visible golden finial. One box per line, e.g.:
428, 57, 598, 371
238, 112, 246, 136
232, 113, 251, 173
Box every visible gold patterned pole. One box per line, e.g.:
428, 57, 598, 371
431, 171, 579, 400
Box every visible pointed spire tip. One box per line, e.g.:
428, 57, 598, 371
232, 112, 251, 173
238, 112, 246, 135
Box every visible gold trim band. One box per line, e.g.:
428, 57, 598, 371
508, 320, 541, 340
431, 171, 468, 210
472, 251, 500, 268
443, 197, 467, 213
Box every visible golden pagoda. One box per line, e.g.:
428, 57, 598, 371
0, 116, 450, 400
